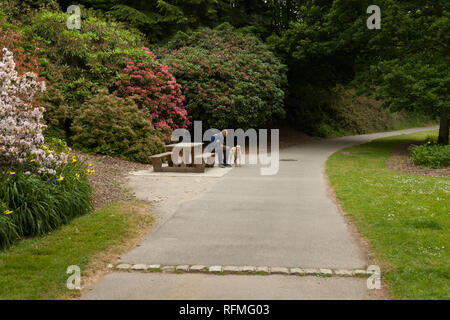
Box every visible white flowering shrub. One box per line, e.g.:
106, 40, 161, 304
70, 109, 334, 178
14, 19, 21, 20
0, 48, 67, 174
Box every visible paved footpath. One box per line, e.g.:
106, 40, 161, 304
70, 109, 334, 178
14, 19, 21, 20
83, 126, 437, 300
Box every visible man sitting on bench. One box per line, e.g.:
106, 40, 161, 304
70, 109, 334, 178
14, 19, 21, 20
208, 130, 231, 168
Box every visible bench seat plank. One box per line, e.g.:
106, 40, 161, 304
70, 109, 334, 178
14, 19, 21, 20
151, 152, 172, 158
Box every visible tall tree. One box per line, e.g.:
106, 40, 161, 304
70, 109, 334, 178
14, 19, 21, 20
355, 1, 449, 144
270, 0, 449, 143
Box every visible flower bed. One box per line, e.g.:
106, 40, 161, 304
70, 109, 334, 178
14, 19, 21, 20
0, 48, 92, 249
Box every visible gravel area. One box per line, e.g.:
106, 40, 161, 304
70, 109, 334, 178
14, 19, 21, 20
75, 152, 152, 210
386, 143, 450, 178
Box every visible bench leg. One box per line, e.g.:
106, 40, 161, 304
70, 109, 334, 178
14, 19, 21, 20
152, 158, 163, 172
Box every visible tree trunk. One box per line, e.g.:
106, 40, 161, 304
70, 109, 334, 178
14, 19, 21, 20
438, 112, 449, 145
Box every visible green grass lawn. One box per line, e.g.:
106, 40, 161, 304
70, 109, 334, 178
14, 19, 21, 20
327, 130, 449, 300
0, 202, 153, 300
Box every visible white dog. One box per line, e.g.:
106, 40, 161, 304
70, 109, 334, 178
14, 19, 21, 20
229, 145, 242, 167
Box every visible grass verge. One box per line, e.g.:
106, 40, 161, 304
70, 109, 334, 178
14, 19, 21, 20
0, 201, 153, 300
327, 130, 449, 299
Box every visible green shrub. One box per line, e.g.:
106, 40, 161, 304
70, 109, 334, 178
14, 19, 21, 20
157, 24, 287, 129
71, 90, 165, 163
409, 143, 450, 169
0, 160, 92, 249
27, 10, 152, 136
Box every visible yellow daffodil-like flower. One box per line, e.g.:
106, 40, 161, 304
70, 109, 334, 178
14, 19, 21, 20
72, 157, 77, 163
9, 172, 15, 175
427, 141, 431, 144
30, 159, 35, 163
57, 176, 64, 182
3, 210, 13, 215
88, 163, 93, 167
86, 169, 95, 175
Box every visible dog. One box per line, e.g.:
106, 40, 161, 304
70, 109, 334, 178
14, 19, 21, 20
229, 145, 242, 167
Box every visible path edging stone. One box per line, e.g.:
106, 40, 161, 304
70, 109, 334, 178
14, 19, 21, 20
110, 263, 371, 278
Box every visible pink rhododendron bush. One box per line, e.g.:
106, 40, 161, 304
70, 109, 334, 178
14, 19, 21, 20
115, 48, 190, 134
0, 48, 66, 174
0, 48, 92, 249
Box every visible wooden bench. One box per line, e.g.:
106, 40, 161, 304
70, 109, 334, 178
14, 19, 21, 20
150, 152, 173, 172
151, 149, 216, 173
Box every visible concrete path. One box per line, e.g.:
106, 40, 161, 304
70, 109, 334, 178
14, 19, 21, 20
83, 273, 373, 300
83, 126, 437, 300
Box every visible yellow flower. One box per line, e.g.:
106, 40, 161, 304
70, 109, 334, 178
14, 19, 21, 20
3, 210, 13, 215
88, 163, 93, 167
9, 172, 15, 175
57, 176, 64, 182
72, 157, 77, 163
30, 159, 35, 163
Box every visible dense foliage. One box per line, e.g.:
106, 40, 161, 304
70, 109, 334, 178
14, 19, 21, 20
0, 21, 42, 78
115, 48, 189, 133
409, 143, 450, 169
52, 0, 283, 41
1, 1, 445, 142
269, 0, 448, 142
158, 25, 287, 129
27, 10, 152, 138
71, 90, 166, 163
355, 2, 449, 144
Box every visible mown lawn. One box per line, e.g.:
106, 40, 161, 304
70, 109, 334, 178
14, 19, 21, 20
0, 202, 153, 300
327, 130, 449, 299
